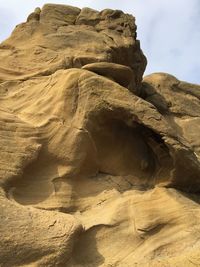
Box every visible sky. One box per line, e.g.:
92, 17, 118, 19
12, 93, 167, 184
0, 0, 199, 84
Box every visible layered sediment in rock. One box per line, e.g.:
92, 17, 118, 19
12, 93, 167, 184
0, 4, 200, 267
0, 4, 146, 93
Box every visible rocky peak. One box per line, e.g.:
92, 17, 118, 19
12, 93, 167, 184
0, 4, 146, 93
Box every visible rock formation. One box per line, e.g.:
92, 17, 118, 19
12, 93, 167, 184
0, 4, 200, 267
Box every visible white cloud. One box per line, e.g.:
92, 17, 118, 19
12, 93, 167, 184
0, 0, 199, 84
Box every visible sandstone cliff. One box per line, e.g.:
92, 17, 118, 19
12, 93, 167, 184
0, 4, 200, 267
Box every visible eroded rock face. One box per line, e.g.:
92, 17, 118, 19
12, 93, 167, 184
0, 4, 146, 93
0, 4, 200, 267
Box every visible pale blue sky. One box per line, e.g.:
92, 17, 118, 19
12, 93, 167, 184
0, 0, 199, 84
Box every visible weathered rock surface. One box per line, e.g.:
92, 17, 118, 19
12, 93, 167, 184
0, 4, 146, 93
0, 4, 200, 267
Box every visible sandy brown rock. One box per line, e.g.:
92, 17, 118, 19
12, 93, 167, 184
0, 194, 82, 266
142, 73, 200, 190
82, 62, 136, 92
0, 4, 146, 91
0, 4, 200, 267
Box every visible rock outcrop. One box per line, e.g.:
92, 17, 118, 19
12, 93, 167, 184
0, 4, 200, 267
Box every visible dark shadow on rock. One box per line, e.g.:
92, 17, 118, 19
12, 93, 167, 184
182, 191, 200, 205
140, 82, 170, 115
72, 225, 105, 267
